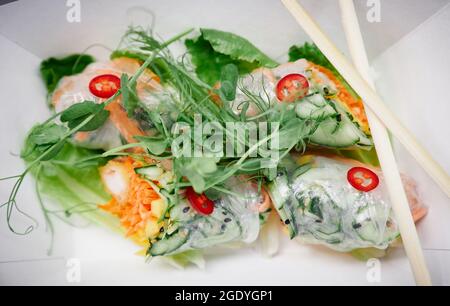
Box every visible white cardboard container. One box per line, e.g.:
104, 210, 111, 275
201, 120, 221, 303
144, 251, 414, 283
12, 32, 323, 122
0, 0, 449, 285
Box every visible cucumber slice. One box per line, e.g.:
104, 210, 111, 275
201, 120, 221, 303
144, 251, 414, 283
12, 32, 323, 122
310, 117, 359, 148
268, 172, 290, 211
352, 203, 390, 244
353, 220, 380, 244
166, 222, 180, 236
169, 201, 197, 223
191, 210, 242, 249
267, 171, 297, 238
296, 94, 337, 120
149, 229, 190, 256
309, 226, 345, 245
150, 199, 246, 256
308, 93, 329, 106
136, 165, 175, 192
334, 103, 372, 147
135, 165, 164, 180
305, 98, 373, 149
158, 171, 175, 191
188, 203, 243, 248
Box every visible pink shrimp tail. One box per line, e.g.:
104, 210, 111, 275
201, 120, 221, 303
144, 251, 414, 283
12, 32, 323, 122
402, 175, 428, 223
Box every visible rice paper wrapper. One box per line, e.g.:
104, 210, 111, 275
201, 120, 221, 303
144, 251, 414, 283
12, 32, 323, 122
269, 155, 427, 252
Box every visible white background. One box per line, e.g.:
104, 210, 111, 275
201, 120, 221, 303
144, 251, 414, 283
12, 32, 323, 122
0, 0, 449, 285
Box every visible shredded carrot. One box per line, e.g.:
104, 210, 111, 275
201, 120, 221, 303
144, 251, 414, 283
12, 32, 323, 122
308, 62, 370, 134
99, 157, 160, 237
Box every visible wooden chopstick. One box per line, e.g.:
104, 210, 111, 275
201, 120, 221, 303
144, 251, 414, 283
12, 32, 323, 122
280, 0, 450, 199
338, 0, 431, 286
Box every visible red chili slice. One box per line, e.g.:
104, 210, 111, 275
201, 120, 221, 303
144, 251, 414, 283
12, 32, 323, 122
347, 167, 380, 192
89, 74, 121, 99
185, 187, 215, 215
276, 73, 310, 102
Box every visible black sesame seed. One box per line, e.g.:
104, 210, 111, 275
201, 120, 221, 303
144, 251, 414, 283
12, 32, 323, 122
284, 219, 291, 225
183, 207, 190, 213
222, 211, 228, 216
353, 223, 362, 229
224, 218, 232, 223
221, 224, 227, 231
159, 227, 164, 233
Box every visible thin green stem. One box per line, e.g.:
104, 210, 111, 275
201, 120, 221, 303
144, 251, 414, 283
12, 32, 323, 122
35, 165, 55, 255
0, 175, 22, 181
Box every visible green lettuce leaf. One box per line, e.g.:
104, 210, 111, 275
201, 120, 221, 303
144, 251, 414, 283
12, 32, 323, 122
334, 148, 380, 167
110, 50, 146, 62
350, 247, 389, 261
185, 29, 278, 85
289, 42, 333, 72
40, 54, 95, 96
24, 143, 120, 231
163, 250, 206, 269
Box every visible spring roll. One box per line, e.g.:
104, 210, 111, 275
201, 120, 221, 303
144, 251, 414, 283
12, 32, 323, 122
267, 155, 427, 252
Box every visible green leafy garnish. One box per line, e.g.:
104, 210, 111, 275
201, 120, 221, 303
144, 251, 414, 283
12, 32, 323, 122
40, 54, 95, 96
135, 135, 170, 156
218, 64, 239, 101
185, 29, 278, 85
27, 123, 68, 147
201, 29, 278, 67
111, 27, 194, 84
120, 74, 140, 117
22, 122, 69, 162
60, 101, 110, 132
116, 29, 320, 194
174, 157, 219, 193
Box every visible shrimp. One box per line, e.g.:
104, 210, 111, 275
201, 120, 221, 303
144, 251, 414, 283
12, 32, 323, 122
51, 57, 162, 151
